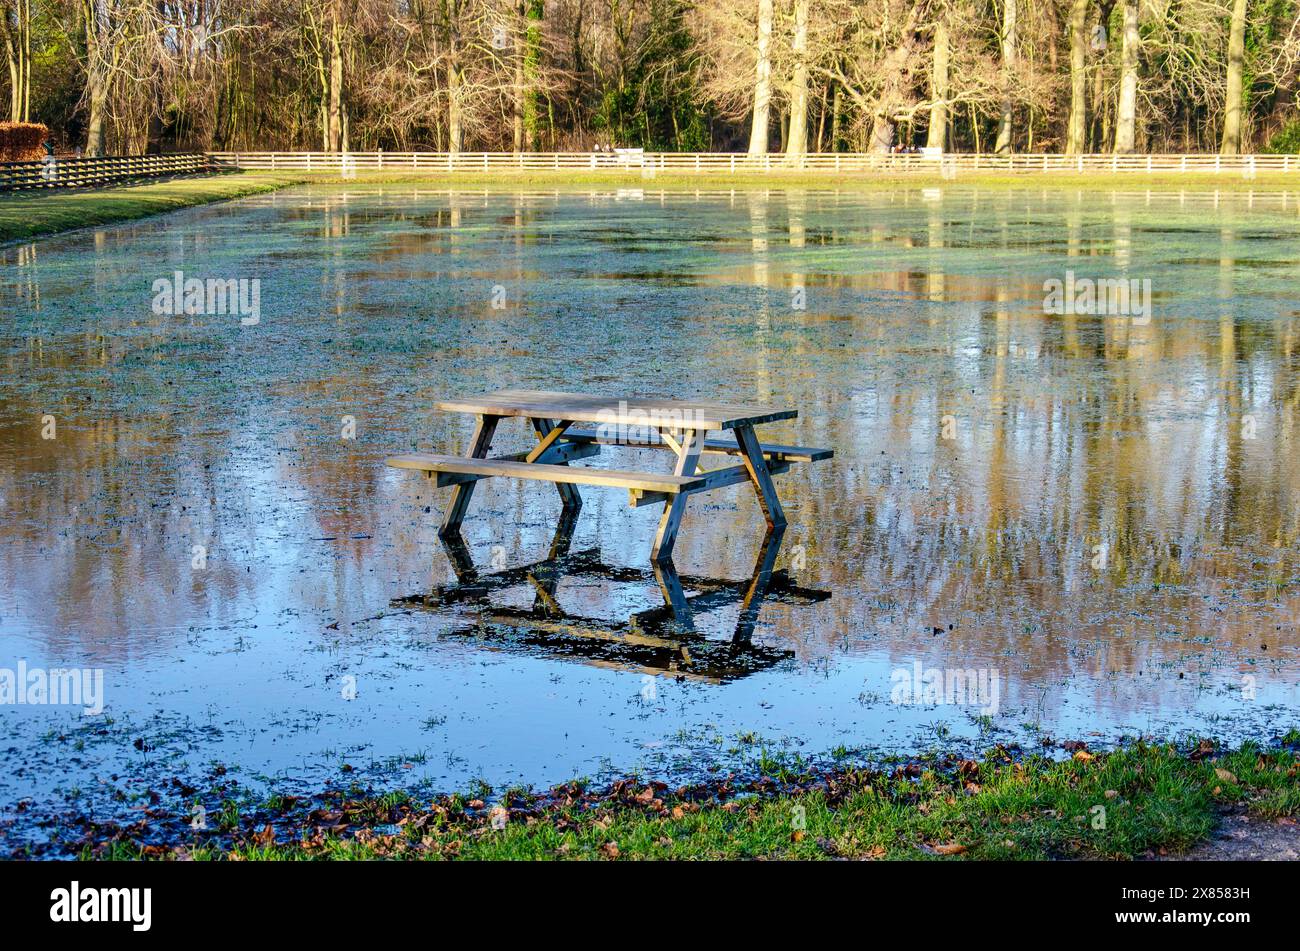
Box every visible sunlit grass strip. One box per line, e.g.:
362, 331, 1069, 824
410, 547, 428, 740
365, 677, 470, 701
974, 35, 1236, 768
0, 172, 306, 243
98, 737, 1299, 862
292, 169, 1300, 191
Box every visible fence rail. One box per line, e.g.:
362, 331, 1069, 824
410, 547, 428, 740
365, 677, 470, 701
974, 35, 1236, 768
0, 153, 210, 192
207, 150, 1299, 175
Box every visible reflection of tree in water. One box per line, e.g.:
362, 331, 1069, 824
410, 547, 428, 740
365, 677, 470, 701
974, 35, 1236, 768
1, 189, 1298, 715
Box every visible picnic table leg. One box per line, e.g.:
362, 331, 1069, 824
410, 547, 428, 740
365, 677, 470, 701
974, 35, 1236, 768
650, 558, 692, 623
733, 524, 786, 643
527, 504, 581, 613
531, 417, 583, 514
437, 530, 479, 585
439, 413, 500, 537
650, 428, 702, 565
734, 423, 788, 530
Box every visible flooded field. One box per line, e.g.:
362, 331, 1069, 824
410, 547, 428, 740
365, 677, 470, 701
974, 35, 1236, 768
2, 184, 1299, 848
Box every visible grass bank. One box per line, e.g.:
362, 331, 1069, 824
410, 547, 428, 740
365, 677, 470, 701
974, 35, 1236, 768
80, 736, 1299, 861
0, 172, 306, 244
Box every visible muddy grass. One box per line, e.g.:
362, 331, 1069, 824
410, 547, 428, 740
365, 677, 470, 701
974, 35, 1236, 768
1166, 812, 1300, 861
12, 735, 1293, 861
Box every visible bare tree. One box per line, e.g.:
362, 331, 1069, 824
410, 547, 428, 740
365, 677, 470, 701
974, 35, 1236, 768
785, 0, 809, 158
926, 13, 947, 149
1114, 0, 1139, 152
994, 0, 1015, 151
1065, 0, 1089, 153
1, 0, 31, 121
1220, 0, 1247, 153
747, 0, 773, 154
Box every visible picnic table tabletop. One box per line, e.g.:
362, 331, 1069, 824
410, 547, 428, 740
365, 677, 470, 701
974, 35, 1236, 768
436, 388, 796, 432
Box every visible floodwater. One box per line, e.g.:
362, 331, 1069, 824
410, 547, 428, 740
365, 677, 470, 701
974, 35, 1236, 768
2, 184, 1299, 847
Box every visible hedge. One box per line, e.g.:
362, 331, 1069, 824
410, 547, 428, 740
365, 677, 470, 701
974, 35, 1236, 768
0, 122, 51, 162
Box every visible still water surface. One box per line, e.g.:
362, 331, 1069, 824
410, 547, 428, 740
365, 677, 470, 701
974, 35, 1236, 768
2, 185, 1298, 837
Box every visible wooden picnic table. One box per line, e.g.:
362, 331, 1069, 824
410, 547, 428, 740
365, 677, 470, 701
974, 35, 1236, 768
387, 388, 832, 572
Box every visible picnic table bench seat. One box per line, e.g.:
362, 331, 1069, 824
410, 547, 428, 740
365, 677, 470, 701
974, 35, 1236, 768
387, 452, 710, 495
559, 426, 833, 465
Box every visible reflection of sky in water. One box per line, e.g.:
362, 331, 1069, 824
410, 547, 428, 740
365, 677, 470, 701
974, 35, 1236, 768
1, 186, 1299, 830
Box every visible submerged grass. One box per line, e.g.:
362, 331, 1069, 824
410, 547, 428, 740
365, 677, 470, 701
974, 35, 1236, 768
0, 172, 306, 243
86, 737, 1299, 862
5, 165, 1296, 245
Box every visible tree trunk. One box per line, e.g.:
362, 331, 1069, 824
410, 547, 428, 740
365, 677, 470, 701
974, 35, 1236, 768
785, 0, 809, 160
447, 0, 463, 152
1114, 0, 1139, 152
327, 9, 343, 151
85, 78, 107, 155
521, 0, 542, 149
513, 2, 524, 151
994, 0, 1016, 152
81, 0, 107, 155
20, 0, 27, 121
3, 0, 31, 123
830, 78, 842, 150
927, 19, 949, 150
4, 38, 18, 123
1065, 0, 1090, 154
747, 0, 773, 155
1220, 0, 1248, 154
448, 63, 462, 153
870, 14, 923, 153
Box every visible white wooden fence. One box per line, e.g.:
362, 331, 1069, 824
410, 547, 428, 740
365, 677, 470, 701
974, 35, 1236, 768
207, 151, 1299, 175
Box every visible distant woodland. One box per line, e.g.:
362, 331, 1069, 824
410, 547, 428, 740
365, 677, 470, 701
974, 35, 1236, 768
3, 0, 1298, 155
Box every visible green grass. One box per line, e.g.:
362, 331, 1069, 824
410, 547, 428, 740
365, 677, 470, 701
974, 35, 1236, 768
100, 738, 1299, 861
291, 168, 1300, 191
0, 172, 306, 243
